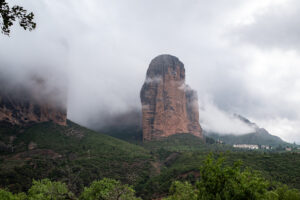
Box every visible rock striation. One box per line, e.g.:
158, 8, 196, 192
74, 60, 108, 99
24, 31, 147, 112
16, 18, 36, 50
0, 76, 67, 126
140, 54, 203, 141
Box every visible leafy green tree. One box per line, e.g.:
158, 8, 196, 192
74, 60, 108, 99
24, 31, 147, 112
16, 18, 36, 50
0, 189, 15, 200
164, 155, 300, 200
0, 0, 36, 35
267, 185, 300, 200
197, 154, 269, 200
0, 189, 27, 200
163, 181, 197, 200
14, 193, 27, 200
80, 178, 141, 200
27, 179, 73, 200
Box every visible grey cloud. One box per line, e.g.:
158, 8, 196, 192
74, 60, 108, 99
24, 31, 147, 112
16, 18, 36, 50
199, 96, 255, 135
234, 0, 300, 50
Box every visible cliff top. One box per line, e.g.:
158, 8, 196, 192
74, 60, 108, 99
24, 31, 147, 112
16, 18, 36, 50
146, 54, 185, 78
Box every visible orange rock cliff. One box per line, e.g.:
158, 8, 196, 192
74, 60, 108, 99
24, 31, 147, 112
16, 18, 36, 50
140, 54, 203, 141
0, 76, 67, 126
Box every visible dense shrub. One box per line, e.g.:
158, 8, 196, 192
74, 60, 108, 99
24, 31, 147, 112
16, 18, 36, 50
80, 178, 140, 200
27, 179, 73, 200
0, 188, 27, 200
164, 155, 300, 200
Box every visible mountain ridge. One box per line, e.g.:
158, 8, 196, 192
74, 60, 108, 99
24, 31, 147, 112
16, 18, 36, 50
204, 115, 288, 147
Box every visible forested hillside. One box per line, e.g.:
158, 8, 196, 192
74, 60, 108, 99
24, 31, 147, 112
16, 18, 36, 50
0, 121, 153, 195
1, 123, 300, 199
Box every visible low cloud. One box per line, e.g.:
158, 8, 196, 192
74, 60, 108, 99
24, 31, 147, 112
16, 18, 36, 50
0, 65, 67, 109
199, 96, 255, 135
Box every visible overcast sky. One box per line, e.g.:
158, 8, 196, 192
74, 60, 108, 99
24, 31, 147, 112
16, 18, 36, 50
1, 0, 300, 143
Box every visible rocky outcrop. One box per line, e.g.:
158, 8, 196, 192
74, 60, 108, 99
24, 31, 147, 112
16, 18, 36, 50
140, 54, 203, 141
0, 76, 67, 126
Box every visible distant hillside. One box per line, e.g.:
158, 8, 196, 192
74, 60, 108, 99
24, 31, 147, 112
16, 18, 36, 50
0, 120, 153, 195
204, 115, 288, 147
143, 133, 223, 152
95, 109, 143, 144
99, 124, 143, 144
205, 131, 287, 147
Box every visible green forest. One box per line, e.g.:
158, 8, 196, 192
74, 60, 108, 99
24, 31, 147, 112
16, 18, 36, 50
1, 121, 300, 199
1, 155, 300, 200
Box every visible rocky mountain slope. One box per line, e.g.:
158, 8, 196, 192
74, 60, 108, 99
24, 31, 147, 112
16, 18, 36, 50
0, 76, 67, 126
140, 55, 203, 141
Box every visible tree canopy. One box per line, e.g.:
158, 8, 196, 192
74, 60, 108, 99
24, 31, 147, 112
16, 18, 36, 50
0, 0, 36, 36
80, 178, 141, 200
1, 155, 300, 200
163, 154, 300, 200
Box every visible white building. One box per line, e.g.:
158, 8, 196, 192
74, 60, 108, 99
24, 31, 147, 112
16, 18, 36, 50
233, 144, 259, 150
261, 145, 271, 150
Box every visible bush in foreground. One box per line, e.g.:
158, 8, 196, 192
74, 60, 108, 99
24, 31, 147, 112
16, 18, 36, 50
0, 178, 140, 200
80, 178, 140, 200
164, 154, 300, 200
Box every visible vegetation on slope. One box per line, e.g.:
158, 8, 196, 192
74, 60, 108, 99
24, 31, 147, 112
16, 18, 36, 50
99, 125, 143, 145
138, 134, 300, 199
163, 155, 300, 200
1, 123, 300, 199
205, 129, 288, 147
0, 121, 153, 195
1, 155, 299, 200
0, 178, 141, 200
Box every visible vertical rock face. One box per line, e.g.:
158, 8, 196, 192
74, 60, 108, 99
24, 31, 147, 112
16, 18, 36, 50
140, 54, 203, 141
0, 76, 67, 126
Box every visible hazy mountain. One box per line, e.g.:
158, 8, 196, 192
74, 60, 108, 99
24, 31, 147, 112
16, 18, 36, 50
204, 115, 288, 147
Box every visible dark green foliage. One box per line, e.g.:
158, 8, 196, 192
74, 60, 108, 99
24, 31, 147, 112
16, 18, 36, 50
1, 178, 141, 200
0, 121, 152, 195
196, 155, 268, 200
164, 155, 300, 200
2, 123, 300, 199
0, 188, 26, 200
205, 136, 216, 144
0, 0, 36, 35
0, 189, 16, 200
224, 152, 300, 189
143, 133, 218, 152
138, 135, 300, 199
270, 185, 300, 200
99, 126, 143, 145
